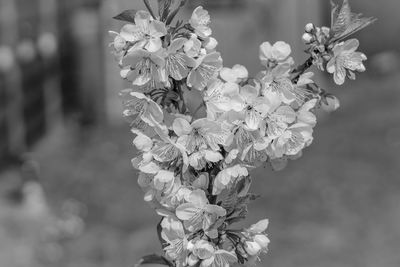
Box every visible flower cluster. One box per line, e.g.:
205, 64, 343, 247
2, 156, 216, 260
109, 1, 374, 266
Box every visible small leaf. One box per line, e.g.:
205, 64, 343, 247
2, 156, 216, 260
135, 254, 174, 267
113, 9, 138, 23
158, 0, 173, 21
330, 0, 376, 42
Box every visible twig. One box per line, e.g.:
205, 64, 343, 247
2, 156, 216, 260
290, 56, 314, 83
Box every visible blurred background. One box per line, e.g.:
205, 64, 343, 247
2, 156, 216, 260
0, 0, 399, 267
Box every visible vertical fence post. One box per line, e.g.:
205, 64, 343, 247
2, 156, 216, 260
16, 0, 48, 147
38, 0, 63, 131
0, 0, 26, 157
58, 0, 105, 126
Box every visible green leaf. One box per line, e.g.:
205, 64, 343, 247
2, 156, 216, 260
135, 254, 174, 267
330, 0, 376, 42
158, 0, 173, 21
113, 9, 138, 23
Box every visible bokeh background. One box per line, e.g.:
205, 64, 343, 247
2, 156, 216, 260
1, 0, 399, 267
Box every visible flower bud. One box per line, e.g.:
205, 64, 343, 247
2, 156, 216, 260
321, 26, 331, 37
321, 95, 340, 112
302, 33, 314, 44
245, 241, 261, 256
204, 37, 218, 51
254, 234, 270, 249
305, 23, 315, 33
193, 240, 214, 259
187, 240, 195, 251
113, 35, 126, 51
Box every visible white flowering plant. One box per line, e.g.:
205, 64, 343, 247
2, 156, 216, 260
109, 0, 375, 266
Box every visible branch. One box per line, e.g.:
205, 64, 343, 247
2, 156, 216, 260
175, 80, 188, 114
290, 56, 314, 83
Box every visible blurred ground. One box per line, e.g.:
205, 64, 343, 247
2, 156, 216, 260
24, 72, 400, 267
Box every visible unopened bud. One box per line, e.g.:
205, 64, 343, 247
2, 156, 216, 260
321, 95, 340, 112
245, 241, 261, 256
204, 37, 218, 51
321, 26, 331, 37
187, 240, 195, 251
113, 35, 126, 51
254, 234, 270, 249
305, 23, 315, 33
302, 33, 314, 44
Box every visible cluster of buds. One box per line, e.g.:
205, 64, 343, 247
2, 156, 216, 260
300, 0, 375, 84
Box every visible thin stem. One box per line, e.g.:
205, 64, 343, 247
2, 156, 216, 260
290, 56, 314, 83
176, 80, 188, 114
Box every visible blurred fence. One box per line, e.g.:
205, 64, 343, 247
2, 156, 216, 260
0, 0, 105, 169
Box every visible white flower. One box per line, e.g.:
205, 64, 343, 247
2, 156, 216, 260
297, 99, 317, 127
203, 79, 242, 120
220, 64, 248, 84
109, 31, 126, 62
120, 90, 164, 137
153, 170, 175, 191
161, 216, 189, 261
254, 234, 270, 249
245, 219, 270, 256
189, 150, 223, 170
120, 11, 167, 52
245, 241, 261, 256
270, 123, 314, 158
238, 84, 273, 130
259, 41, 294, 69
264, 104, 296, 140
193, 240, 215, 260
165, 38, 197, 81
203, 37, 218, 51
175, 190, 226, 232
212, 165, 249, 195
122, 49, 167, 86
174, 118, 232, 154
133, 133, 153, 152
200, 249, 237, 267
321, 95, 340, 112
184, 35, 202, 58
327, 39, 367, 85
224, 149, 239, 164
187, 52, 223, 91
260, 73, 300, 104
248, 219, 269, 234
189, 6, 212, 38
